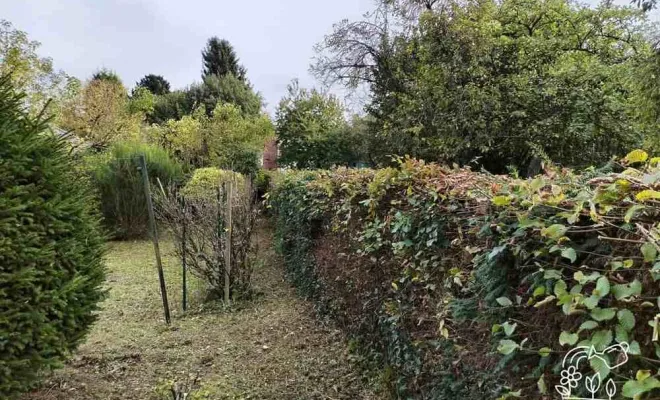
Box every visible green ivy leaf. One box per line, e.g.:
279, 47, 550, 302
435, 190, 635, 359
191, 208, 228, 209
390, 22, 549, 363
622, 377, 660, 398
615, 324, 629, 343
591, 329, 613, 351
538, 347, 551, 357
641, 242, 658, 263
492, 196, 512, 206
594, 276, 610, 297
612, 280, 642, 300
543, 269, 562, 280
537, 375, 547, 394
583, 295, 600, 310
497, 339, 519, 355
591, 308, 617, 321
624, 204, 645, 223
617, 309, 636, 331
541, 224, 568, 240
590, 354, 611, 380
559, 331, 578, 346
561, 247, 577, 263
502, 321, 517, 337
496, 297, 513, 307
554, 280, 567, 297
629, 341, 641, 355
578, 320, 599, 332
533, 286, 545, 297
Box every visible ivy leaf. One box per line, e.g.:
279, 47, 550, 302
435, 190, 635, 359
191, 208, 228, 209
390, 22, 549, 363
537, 375, 547, 394
636, 370, 652, 382
594, 276, 610, 297
502, 321, 517, 337
591, 308, 617, 321
590, 354, 611, 379
553, 280, 567, 297
538, 347, 551, 357
628, 341, 641, 355
624, 149, 649, 164
591, 329, 613, 351
583, 295, 600, 310
578, 320, 599, 332
533, 286, 545, 297
543, 269, 562, 280
542, 224, 568, 240
641, 243, 658, 263
497, 339, 519, 355
561, 247, 577, 263
612, 280, 642, 300
496, 297, 513, 307
559, 331, 578, 346
636, 189, 660, 202
615, 324, 629, 343
622, 377, 660, 398
617, 309, 636, 331
492, 196, 511, 206
624, 204, 645, 223
530, 177, 545, 192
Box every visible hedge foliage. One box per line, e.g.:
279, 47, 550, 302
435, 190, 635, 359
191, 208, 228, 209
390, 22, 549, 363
0, 76, 106, 397
84, 141, 183, 239
269, 152, 660, 399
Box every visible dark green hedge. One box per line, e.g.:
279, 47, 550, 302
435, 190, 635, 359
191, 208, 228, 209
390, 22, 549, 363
84, 141, 183, 239
0, 76, 107, 398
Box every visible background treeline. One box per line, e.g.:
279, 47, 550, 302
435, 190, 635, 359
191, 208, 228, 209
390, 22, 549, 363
1, 21, 274, 238
276, 0, 660, 173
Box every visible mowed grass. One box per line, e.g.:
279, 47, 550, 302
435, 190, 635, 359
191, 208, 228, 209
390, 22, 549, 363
23, 224, 379, 400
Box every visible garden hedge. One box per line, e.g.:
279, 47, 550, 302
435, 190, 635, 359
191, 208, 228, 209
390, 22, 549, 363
0, 76, 106, 397
84, 141, 183, 239
269, 153, 660, 399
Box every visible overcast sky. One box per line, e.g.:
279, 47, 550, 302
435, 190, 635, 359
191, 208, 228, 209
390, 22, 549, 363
4, 0, 657, 114
4, 0, 375, 113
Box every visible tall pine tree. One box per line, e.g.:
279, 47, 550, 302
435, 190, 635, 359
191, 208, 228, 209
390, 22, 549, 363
135, 74, 170, 95
201, 37, 247, 81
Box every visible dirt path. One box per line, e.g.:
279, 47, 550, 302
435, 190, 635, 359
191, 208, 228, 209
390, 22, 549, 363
24, 223, 378, 400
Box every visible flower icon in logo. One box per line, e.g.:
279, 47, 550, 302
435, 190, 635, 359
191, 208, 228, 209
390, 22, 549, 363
560, 366, 582, 389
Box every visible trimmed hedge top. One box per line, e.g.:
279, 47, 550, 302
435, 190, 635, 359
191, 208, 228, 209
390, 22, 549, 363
269, 153, 660, 399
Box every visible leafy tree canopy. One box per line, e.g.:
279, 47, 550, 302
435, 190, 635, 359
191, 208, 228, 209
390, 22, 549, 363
59, 79, 143, 149
91, 68, 122, 85
314, 0, 656, 173
275, 81, 366, 169
135, 74, 170, 95
0, 19, 79, 116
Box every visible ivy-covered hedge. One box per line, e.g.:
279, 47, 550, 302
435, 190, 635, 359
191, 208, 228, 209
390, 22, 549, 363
269, 153, 660, 399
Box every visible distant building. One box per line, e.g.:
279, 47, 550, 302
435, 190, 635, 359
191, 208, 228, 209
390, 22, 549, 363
262, 138, 278, 170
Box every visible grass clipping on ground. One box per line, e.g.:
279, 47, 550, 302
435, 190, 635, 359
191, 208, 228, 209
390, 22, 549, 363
23, 224, 377, 400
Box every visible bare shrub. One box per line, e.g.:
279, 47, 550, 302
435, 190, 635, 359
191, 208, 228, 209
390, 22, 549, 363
156, 172, 257, 301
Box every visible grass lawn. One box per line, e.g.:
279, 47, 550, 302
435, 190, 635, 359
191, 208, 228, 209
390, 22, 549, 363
23, 223, 378, 400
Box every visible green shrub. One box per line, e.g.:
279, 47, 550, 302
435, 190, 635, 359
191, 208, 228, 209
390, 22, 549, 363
182, 167, 243, 200
269, 154, 660, 398
0, 76, 106, 398
86, 141, 183, 239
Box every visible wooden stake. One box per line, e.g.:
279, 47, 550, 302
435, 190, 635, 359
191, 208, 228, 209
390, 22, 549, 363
224, 179, 232, 305
138, 154, 171, 325
181, 195, 187, 312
